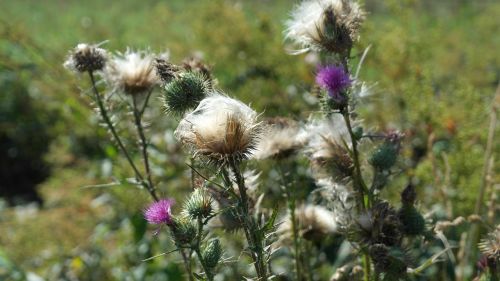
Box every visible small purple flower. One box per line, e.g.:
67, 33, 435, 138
316, 65, 351, 101
144, 199, 174, 225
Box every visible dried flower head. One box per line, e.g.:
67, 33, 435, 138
144, 198, 175, 225
349, 201, 402, 247
182, 57, 213, 83
313, 177, 355, 224
277, 204, 338, 244
104, 49, 164, 95
316, 65, 351, 103
298, 115, 353, 180
64, 43, 107, 73
285, 0, 365, 54
155, 58, 181, 83
479, 227, 500, 262
253, 117, 303, 160
175, 94, 261, 164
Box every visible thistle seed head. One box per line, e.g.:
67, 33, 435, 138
104, 49, 164, 95
285, 0, 365, 55
64, 43, 107, 73
174, 94, 261, 165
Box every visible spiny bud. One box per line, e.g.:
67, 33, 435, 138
162, 71, 210, 115
202, 239, 223, 269
398, 205, 426, 236
184, 188, 213, 219
401, 184, 417, 206
369, 142, 398, 170
64, 43, 107, 73
170, 217, 197, 246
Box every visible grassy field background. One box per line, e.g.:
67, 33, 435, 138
0, 0, 498, 280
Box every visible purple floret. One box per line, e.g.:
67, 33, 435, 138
144, 199, 174, 225
316, 65, 351, 101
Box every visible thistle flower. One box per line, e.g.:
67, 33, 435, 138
253, 117, 303, 160
174, 94, 261, 164
285, 0, 365, 54
64, 43, 107, 73
316, 65, 351, 103
277, 204, 338, 243
143, 198, 174, 225
104, 49, 164, 95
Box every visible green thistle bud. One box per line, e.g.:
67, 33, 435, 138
398, 205, 425, 236
162, 71, 210, 115
202, 239, 223, 269
369, 142, 398, 170
170, 217, 197, 246
184, 188, 213, 219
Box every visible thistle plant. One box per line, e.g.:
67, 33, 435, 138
61, 1, 495, 280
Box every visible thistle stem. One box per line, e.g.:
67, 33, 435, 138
87, 71, 156, 200
194, 217, 214, 281
277, 165, 303, 281
180, 249, 194, 281
229, 159, 268, 280
132, 94, 158, 201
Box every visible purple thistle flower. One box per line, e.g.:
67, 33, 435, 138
144, 199, 174, 225
316, 65, 351, 101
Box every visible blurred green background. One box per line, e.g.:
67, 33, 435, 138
0, 0, 498, 280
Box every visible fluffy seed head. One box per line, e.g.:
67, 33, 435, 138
285, 0, 365, 54
175, 94, 261, 164
253, 117, 303, 160
277, 204, 338, 244
297, 115, 353, 180
64, 43, 107, 73
144, 199, 174, 225
104, 49, 163, 95
479, 227, 500, 262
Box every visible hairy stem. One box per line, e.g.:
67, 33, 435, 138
88, 71, 155, 198
132, 94, 158, 201
229, 159, 267, 280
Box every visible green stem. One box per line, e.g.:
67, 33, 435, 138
229, 159, 268, 280
194, 217, 214, 281
277, 165, 303, 280
132, 95, 158, 201
180, 249, 194, 281
88, 71, 156, 199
